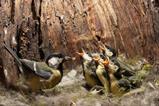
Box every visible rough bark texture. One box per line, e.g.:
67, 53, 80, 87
0, 0, 159, 86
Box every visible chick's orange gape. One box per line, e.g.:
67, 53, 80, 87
76, 52, 84, 57
102, 60, 109, 70
92, 56, 100, 62
102, 60, 109, 66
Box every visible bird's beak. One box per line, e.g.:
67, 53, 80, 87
64, 56, 76, 61
92, 56, 100, 62
76, 52, 84, 57
99, 46, 105, 51
64, 56, 72, 60
81, 48, 86, 54
102, 60, 109, 66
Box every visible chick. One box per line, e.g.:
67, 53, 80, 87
128, 63, 152, 88
108, 62, 132, 96
99, 45, 134, 78
77, 50, 102, 88
93, 57, 110, 95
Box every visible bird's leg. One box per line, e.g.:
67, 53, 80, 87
90, 85, 104, 91
90, 85, 104, 95
93, 78, 110, 95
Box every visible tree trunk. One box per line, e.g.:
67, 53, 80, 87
0, 0, 158, 86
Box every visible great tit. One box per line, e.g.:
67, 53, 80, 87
76, 50, 102, 88
3, 43, 72, 91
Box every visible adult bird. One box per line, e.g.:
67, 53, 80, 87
3, 43, 72, 91
76, 50, 102, 89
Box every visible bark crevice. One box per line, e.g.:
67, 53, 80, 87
10, 0, 15, 24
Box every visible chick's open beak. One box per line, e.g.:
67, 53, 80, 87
76, 52, 84, 57
102, 60, 109, 66
99, 46, 105, 51
92, 56, 100, 62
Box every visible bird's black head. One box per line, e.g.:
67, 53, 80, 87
105, 45, 117, 58
45, 53, 71, 68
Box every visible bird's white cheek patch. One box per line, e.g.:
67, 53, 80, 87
48, 57, 63, 68
48, 58, 59, 66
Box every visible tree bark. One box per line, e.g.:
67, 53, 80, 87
0, 0, 158, 86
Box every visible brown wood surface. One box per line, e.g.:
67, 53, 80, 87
0, 0, 158, 86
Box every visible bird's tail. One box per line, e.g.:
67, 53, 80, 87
3, 43, 22, 67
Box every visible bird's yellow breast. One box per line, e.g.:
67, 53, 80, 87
84, 71, 99, 87
83, 60, 100, 87
109, 74, 125, 96
40, 69, 62, 90
24, 63, 62, 91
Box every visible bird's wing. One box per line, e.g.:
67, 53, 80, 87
21, 59, 52, 79
35, 63, 52, 79
118, 79, 131, 89
3, 43, 24, 73
34, 68, 52, 80
116, 59, 135, 75
3, 43, 22, 66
